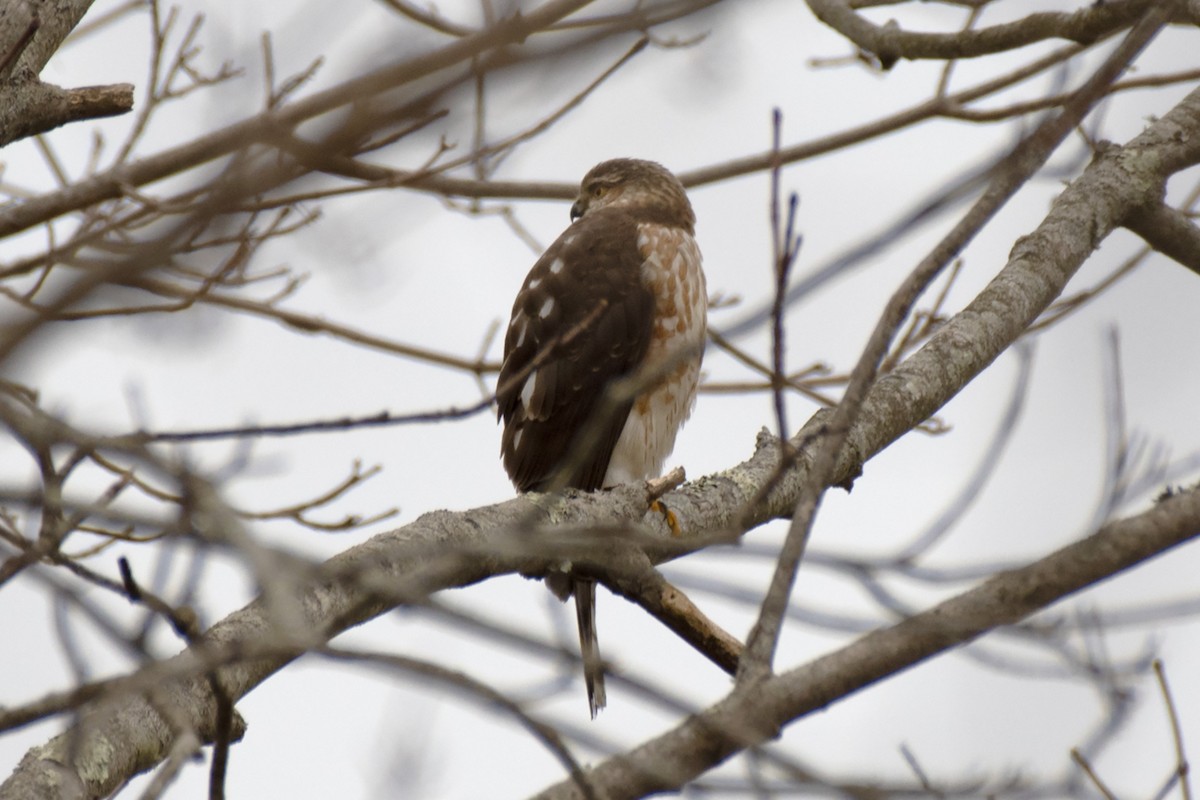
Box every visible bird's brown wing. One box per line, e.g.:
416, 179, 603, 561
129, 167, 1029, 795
497, 208, 655, 492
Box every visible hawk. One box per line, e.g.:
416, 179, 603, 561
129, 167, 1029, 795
497, 158, 707, 716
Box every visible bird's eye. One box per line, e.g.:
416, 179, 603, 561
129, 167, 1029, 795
591, 185, 606, 198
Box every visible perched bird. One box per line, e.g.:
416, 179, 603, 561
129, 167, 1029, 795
497, 158, 707, 716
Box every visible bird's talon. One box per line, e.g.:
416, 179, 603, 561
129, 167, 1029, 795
652, 499, 683, 537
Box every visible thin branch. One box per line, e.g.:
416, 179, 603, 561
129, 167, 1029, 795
124, 275, 499, 374
1071, 749, 1119, 800
0, 0, 601, 239
1154, 660, 1193, 800
377, 0, 475, 37
804, 0, 1167, 67
316, 646, 600, 800
736, 1, 1174, 681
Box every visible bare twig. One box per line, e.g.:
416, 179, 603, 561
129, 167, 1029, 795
805, 0, 1166, 66
736, 1, 1175, 682
1071, 748, 1119, 800
1154, 660, 1194, 800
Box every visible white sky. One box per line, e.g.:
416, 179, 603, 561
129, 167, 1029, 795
3, 0, 1200, 797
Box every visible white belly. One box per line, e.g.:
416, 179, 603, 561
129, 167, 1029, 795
602, 224, 706, 486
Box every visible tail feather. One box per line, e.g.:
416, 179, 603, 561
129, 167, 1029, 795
573, 577, 606, 717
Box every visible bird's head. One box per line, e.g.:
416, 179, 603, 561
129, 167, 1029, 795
569, 158, 695, 232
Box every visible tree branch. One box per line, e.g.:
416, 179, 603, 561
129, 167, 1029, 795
0, 78, 133, 145
1125, 201, 1200, 277
803, 0, 1190, 68
533, 483, 1200, 799
0, 0, 134, 146
5, 8, 1200, 797
7, 0, 92, 75
0, 0, 608, 238
840, 84, 1200, 480
738, 1, 1177, 681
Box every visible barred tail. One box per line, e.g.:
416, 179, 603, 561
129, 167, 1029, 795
574, 577, 606, 717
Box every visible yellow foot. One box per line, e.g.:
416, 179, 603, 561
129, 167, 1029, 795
651, 499, 683, 537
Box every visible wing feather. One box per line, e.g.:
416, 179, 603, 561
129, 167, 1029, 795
497, 208, 654, 492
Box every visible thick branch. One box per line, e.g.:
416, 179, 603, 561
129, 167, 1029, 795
7, 0, 92, 75
533, 484, 1200, 799
1125, 201, 1200, 276
0, 0, 131, 146
0, 78, 133, 146
0, 484, 666, 798
803, 0, 1190, 67
600, 558, 743, 675
839, 83, 1200, 474
0, 1, 37, 80
738, 1, 1172, 681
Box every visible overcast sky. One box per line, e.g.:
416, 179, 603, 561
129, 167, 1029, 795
3, 0, 1200, 797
